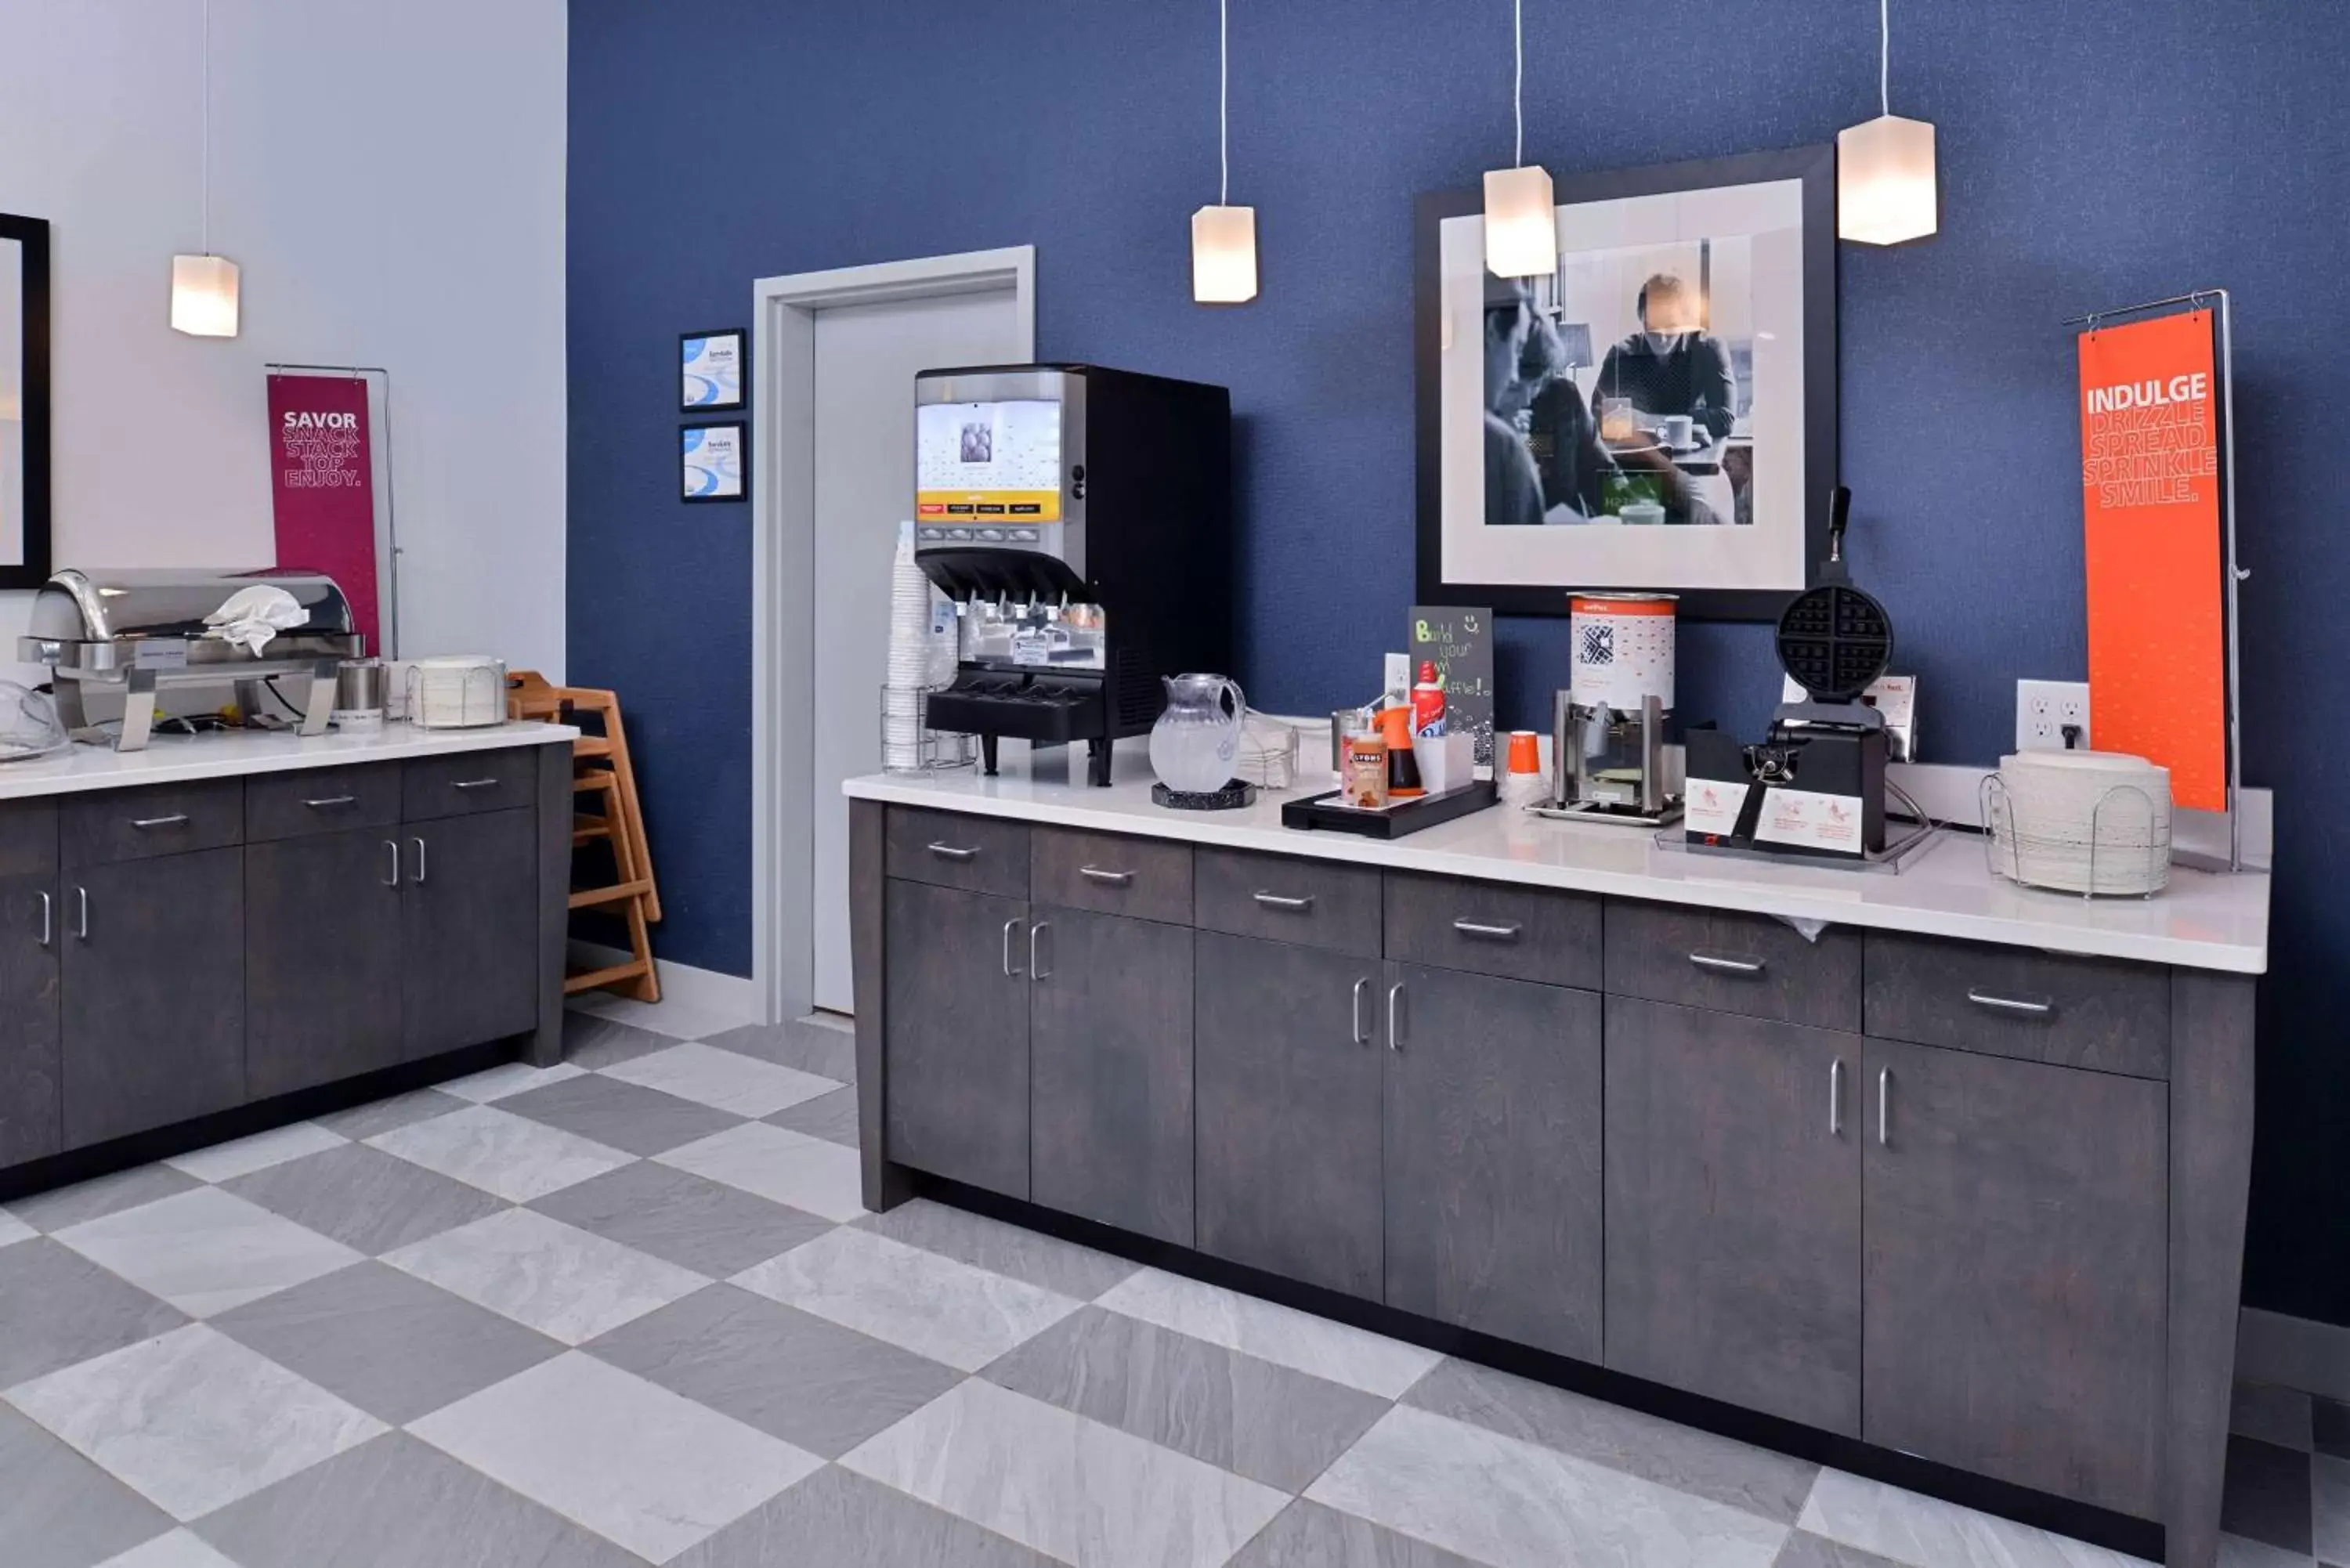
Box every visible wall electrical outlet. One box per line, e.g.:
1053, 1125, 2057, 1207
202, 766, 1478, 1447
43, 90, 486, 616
2016, 680, 2092, 753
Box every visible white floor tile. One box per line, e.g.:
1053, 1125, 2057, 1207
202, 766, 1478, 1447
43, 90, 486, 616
1095, 1267, 1442, 1398
439, 1061, 588, 1104
0, 1208, 34, 1250
656, 1121, 866, 1222
5, 1324, 384, 1522
163, 1122, 348, 1184
575, 993, 755, 1042
842, 1377, 1288, 1568
2231, 1382, 2316, 1452
96, 1528, 248, 1567
382, 1208, 707, 1345
2217, 1537, 2317, 1568
1307, 1404, 1787, 1568
2316, 1453, 2350, 1565
601, 1041, 840, 1117
734, 1227, 1078, 1373
410, 1351, 818, 1562
366, 1104, 631, 1203
1798, 1469, 2155, 1567
54, 1187, 361, 1318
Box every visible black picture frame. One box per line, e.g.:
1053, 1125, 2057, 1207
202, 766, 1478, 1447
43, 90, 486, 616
680, 326, 747, 413
682, 418, 747, 504
0, 211, 52, 591
1414, 143, 1838, 621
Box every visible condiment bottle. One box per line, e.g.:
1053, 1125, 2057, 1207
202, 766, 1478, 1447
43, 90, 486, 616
1378, 706, 1424, 798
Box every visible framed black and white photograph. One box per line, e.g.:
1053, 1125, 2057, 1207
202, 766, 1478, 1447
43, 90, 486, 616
682, 419, 746, 503
1415, 144, 1837, 619
681, 327, 746, 412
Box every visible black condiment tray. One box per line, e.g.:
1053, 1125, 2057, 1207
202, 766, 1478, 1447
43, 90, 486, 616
1281, 779, 1498, 839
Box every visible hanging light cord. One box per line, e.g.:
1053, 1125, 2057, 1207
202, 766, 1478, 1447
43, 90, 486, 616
200, 0, 212, 254
1217, 0, 1229, 204
1878, 0, 1890, 116
1513, 0, 1525, 165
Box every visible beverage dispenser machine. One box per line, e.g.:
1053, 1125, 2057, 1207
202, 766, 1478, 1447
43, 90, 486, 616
912, 364, 1232, 786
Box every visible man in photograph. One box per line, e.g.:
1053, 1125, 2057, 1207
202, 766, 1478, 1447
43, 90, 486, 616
1596, 273, 1736, 442
1482, 276, 1546, 527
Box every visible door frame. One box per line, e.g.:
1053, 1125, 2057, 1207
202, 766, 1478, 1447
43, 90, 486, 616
750, 247, 1036, 1025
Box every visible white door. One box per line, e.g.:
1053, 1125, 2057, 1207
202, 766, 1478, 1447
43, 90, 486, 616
809, 289, 1021, 1013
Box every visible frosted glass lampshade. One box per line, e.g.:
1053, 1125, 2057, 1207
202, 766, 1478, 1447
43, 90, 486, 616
1191, 205, 1257, 303
1482, 164, 1557, 278
1837, 115, 1938, 245
170, 254, 240, 337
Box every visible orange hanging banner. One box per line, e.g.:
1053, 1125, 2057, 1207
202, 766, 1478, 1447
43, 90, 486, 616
2077, 309, 2227, 811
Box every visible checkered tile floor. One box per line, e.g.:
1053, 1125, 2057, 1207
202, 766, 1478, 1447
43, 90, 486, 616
0, 996, 2334, 1567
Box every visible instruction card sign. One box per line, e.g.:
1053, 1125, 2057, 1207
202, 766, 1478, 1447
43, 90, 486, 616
1410, 605, 1495, 766
266, 374, 379, 649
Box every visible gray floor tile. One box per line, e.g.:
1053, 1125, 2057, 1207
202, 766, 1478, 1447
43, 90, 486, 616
764, 1084, 860, 1147
674, 1465, 1059, 1568
497, 1071, 746, 1156
701, 1017, 857, 1081
2318, 1453, 2350, 1564
1799, 1468, 2153, 1567
1403, 1356, 1820, 1524
986, 1304, 1389, 1491
220, 1144, 508, 1257
313, 1088, 469, 1143
162, 1123, 347, 1184
0, 1404, 175, 1568
2318, 1396, 2350, 1461
1228, 1498, 1491, 1568
2225, 1434, 2316, 1554
584, 1282, 960, 1457
529, 1159, 833, 1277
853, 1195, 1140, 1299
1097, 1268, 1439, 1399
560, 1010, 675, 1071
1772, 1529, 1914, 1568
193, 1431, 641, 1568
8, 1165, 200, 1234
210, 1262, 563, 1426
2237, 1382, 2319, 1452
0, 1237, 190, 1388
52, 1187, 361, 1319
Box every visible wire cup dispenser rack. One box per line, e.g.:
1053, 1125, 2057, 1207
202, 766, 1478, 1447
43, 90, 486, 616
1979, 773, 2171, 899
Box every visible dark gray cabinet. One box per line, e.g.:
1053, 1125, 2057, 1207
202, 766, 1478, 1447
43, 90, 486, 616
1383, 961, 1602, 1360
0, 872, 62, 1165
1863, 1036, 2167, 1517
248, 828, 406, 1098
883, 877, 1030, 1198
1604, 996, 1864, 1434
401, 807, 539, 1059
1029, 905, 1195, 1245
1195, 930, 1384, 1299
61, 847, 246, 1147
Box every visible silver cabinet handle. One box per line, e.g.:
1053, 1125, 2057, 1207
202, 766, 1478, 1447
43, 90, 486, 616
1689, 951, 1765, 976
1878, 1067, 1890, 1147
928, 842, 979, 862
1966, 989, 2054, 1017
1030, 920, 1051, 981
410, 837, 428, 885
1002, 917, 1025, 977
1830, 1058, 1844, 1137
38, 889, 51, 948
1387, 982, 1405, 1051
1078, 865, 1133, 886
384, 840, 401, 889
1452, 919, 1522, 941
130, 813, 190, 829
303, 794, 357, 809
1253, 891, 1314, 912
451, 778, 501, 791
76, 885, 89, 941
1351, 977, 1369, 1045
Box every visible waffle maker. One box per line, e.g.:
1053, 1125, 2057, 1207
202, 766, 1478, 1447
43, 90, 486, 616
1684, 488, 1893, 860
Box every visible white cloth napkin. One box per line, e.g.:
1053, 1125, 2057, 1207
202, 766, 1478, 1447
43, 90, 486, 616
203, 584, 309, 656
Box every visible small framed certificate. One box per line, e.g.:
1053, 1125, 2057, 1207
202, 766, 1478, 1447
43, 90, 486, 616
682, 420, 747, 503
681, 327, 747, 411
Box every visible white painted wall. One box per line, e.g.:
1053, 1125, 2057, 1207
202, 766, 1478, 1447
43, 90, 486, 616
0, 0, 567, 680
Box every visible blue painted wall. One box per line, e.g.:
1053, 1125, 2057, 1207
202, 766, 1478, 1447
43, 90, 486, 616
569, 1, 2350, 1322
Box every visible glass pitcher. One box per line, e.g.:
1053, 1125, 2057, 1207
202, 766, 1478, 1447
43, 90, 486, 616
1149, 673, 1247, 794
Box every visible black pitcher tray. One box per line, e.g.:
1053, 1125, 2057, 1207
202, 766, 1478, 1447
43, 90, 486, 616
1281, 779, 1498, 840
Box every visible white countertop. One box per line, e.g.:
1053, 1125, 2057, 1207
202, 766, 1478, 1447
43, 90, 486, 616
846, 749, 2271, 975
0, 721, 578, 800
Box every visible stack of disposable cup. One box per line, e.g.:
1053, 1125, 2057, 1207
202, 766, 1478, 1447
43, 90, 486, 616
884, 522, 945, 771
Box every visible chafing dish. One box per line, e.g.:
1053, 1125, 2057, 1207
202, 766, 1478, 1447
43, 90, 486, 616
17, 568, 363, 750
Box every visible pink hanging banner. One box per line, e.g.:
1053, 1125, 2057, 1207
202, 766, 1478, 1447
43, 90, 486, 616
266, 374, 378, 649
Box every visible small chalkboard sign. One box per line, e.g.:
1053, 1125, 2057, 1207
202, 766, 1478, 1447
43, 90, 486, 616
1410, 605, 1495, 767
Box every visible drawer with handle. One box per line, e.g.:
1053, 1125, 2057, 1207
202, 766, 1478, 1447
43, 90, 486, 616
0, 799, 56, 879
1864, 930, 2170, 1078
60, 778, 244, 867
403, 753, 537, 820
1604, 898, 1864, 1031
1030, 826, 1192, 923
1193, 846, 1382, 958
1383, 869, 1600, 989
883, 806, 1030, 898
247, 763, 403, 842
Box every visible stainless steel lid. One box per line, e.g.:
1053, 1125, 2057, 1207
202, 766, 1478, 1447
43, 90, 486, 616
24, 568, 355, 644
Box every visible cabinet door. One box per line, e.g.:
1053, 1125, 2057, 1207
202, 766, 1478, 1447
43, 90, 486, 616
1195, 931, 1383, 1299
248, 829, 405, 1099
883, 879, 1030, 1199
402, 808, 537, 1059
61, 847, 245, 1147
1029, 906, 1194, 1245
1384, 962, 1602, 1360
1864, 1037, 2167, 1516
0, 873, 62, 1165
1604, 996, 1863, 1433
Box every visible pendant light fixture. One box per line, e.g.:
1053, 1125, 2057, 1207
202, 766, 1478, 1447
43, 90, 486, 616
172, 0, 240, 337
1481, 0, 1555, 279
1837, 0, 1937, 245
1191, 0, 1256, 303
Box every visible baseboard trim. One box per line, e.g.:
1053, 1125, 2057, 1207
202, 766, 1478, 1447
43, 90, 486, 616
567, 941, 762, 1023
2238, 1306, 2350, 1404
